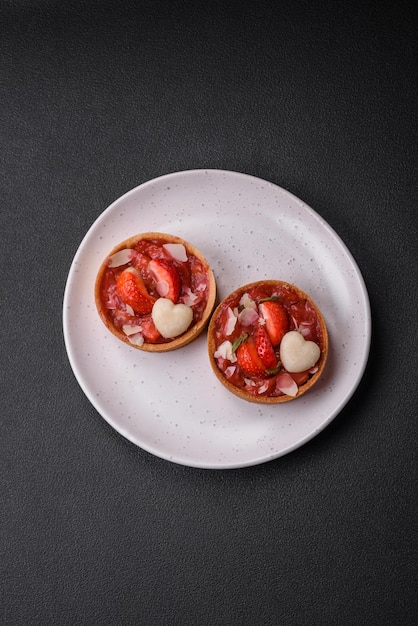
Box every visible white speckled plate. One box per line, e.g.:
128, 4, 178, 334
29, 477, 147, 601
63, 170, 371, 469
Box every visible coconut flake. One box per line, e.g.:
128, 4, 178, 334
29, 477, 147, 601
225, 366, 236, 379
163, 243, 188, 262
105, 299, 117, 310
238, 307, 259, 326
225, 307, 238, 336
125, 304, 135, 316
183, 287, 198, 306
214, 340, 237, 363
239, 293, 257, 309
127, 332, 145, 346
122, 324, 143, 336
291, 315, 313, 336
108, 249, 133, 268
297, 321, 313, 337
276, 372, 298, 397
258, 382, 269, 394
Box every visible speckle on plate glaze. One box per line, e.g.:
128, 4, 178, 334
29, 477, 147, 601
63, 169, 371, 469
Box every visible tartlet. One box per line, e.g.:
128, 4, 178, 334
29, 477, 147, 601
207, 280, 328, 403
95, 232, 216, 352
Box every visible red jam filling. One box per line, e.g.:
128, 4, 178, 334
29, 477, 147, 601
100, 239, 210, 344
212, 284, 324, 398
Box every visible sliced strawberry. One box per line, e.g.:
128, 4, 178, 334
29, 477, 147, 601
259, 300, 289, 347
116, 267, 156, 315
236, 337, 267, 379
148, 259, 181, 303
139, 315, 161, 342
253, 325, 277, 370
289, 370, 310, 386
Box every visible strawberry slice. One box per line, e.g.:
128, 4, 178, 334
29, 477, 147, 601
236, 326, 278, 379
236, 337, 266, 378
148, 259, 181, 303
259, 300, 289, 346
139, 315, 161, 342
253, 326, 277, 370
289, 370, 310, 386
116, 267, 156, 315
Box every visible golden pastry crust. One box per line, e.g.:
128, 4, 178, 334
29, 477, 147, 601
95, 232, 216, 352
207, 280, 328, 403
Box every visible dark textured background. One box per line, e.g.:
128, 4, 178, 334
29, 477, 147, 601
1, 1, 417, 624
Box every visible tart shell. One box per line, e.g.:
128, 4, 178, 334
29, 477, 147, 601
95, 232, 216, 352
207, 280, 328, 403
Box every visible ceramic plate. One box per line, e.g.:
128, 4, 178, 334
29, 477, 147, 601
63, 170, 371, 468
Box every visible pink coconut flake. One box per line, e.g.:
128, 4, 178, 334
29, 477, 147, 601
238, 307, 259, 326
225, 366, 236, 379
214, 340, 237, 363
239, 293, 257, 309
225, 307, 238, 336
258, 382, 269, 394
298, 321, 313, 337
122, 324, 143, 336
108, 249, 134, 268
183, 287, 198, 306
291, 315, 314, 336
163, 243, 188, 262
276, 372, 298, 397
128, 332, 145, 346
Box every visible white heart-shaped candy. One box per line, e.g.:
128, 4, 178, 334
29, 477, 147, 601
280, 331, 320, 373
151, 298, 193, 339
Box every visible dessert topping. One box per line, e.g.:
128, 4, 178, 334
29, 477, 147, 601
238, 307, 259, 326
122, 324, 143, 336
253, 326, 277, 370
276, 372, 298, 397
236, 337, 267, 378
163, 243, 188, 262
225, 307, 238, 336
214, 340, 237, 363
116, 267, 156, 314
151, 298, 193, 339
108, 248, 134, 268
279, 330, 320, 373
148, 259, 181, 302
259, 300, 289, 346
